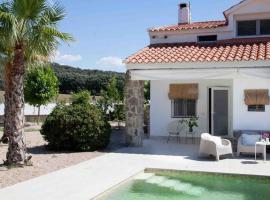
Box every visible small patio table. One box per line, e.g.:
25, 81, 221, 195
185, 131, 196, 144
255, 141, 270, 161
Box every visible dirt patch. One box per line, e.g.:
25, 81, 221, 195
0, 130, 105, 189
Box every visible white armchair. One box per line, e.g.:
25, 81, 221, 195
199, 133, 233, 161
237, 133, 264, 157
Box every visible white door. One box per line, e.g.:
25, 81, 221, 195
210, 87, 229, 136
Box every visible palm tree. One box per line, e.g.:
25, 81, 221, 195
0, 0, 73, 165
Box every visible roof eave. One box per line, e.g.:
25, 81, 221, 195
126, 60, 270, 70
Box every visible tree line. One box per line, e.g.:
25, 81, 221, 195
0, 63, 126, 96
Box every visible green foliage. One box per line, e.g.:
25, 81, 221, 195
144, 81, 150, 101
98, 76, 124, 122
41, 103, 111, 151
51, 63, 125, 95
71, 90, 91, 105
181, 116, 199, 132
24, 65, 59, 107
107, 76, 121, 101
0, 63, 126, 96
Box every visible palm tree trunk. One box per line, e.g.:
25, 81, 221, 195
0, 62, 12, 144
5, 44, 28, 165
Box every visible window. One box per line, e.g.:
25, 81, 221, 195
180, 3, 187, 8
237, 19, 270, 36
172, 99, 196, 118
198, 35, 217, 42
260, 20, 270, 35
248, 105, 265, 112
237, 20, 257, 36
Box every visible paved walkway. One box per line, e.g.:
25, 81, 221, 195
1, 138, 270, 200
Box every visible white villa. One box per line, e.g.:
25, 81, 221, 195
125, 0, 270, 145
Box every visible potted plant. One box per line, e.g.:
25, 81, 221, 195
187, 116, 199, 133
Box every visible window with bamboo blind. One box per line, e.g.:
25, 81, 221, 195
169, 84, 198, 118
244, 89, 269, 112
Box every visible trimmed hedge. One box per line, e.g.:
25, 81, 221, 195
41, 104, 111, 151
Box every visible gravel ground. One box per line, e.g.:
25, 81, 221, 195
0, 126, 125, 189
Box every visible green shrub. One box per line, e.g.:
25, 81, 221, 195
71, 90, 91, 105
41, 104, 111, 151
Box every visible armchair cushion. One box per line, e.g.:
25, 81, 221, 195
241, 134, 260, 146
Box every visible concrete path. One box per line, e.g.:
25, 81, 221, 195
1, 138, 270, 200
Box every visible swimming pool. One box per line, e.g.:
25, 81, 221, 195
97, 169, 270, 200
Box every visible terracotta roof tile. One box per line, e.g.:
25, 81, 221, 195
149, 20, 227, 32
126, 37, 270, 64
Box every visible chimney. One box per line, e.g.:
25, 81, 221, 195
178, 2, 191, 24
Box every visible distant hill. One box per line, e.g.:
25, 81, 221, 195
0, 63, 126, 96
51, 63, 125, 95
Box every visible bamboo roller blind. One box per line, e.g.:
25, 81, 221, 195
168, 84, 198, 100
244, 89, 269, 105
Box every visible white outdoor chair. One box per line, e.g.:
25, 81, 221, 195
199, 133, 233, 161
167, 120, 185, 143
237, 133, 264, 157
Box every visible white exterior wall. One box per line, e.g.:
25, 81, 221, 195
149, 28, 234, 44
150, 79, 233, 137
150, 77, 270, 138
131, 0, 270, 137
233, 78, 270, 130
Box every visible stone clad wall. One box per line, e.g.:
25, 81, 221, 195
125, 72, 144, 146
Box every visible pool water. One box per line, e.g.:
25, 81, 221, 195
98, 170, 270, 200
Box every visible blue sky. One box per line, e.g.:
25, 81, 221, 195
55, 0, 241, 72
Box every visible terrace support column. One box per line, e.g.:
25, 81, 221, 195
125, 71, 144, 146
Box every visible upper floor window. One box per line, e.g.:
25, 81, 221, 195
237, 20, 257, 36
260, 20, 270, 35
198, 35, 217, 42
237, 19, 270, 36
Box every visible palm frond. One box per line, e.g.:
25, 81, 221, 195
12, 0, 47, 21
0, 0, 73, 65
41, 2, 66, 25
0, 2, 16, 59
41, 27, 74, 42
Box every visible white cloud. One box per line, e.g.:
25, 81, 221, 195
96, 56, 126, 72
53, 51, 82, 63
97, 56, 125, 67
